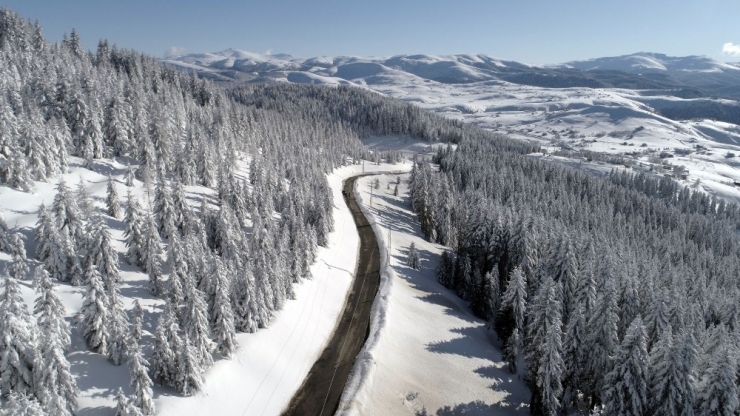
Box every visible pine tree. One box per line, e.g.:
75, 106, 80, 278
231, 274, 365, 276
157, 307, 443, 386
86, 214, 121, 287
124, 191, 145, 267
142, 214, 163, 295
232, 262, 258, 333
182, 276, 213, 368
584, 277, 620, 406
5, 391, 46, 416
32, 268, 78, 415
603, 316, 649, 416
79, 262, 110, 354
536, 282, 564, 416
115, 387, 142, 416
75, 176, 93, 220
132, 300, 144, 343
107, 175, 121, 218
153, 173, 175, 239
407, 242, 421, 270
34, 203, 53, 262
127, 336, 155, 415
176, 334, 203, 396
696, 347, 738, 416
499, 266, 527, 373
648, 327, 697, 416
125, 164, 136, 187
150, 305, 179, 387
211, 255, 237, 358
106, 275, 129, 365
9, 232, 29, 280
0, 270, 36, 396
436, 250, 454, 288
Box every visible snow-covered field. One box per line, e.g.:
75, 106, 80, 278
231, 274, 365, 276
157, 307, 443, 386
369, 81, 740, 204
339, 173, 529, 416
0, 155, 409, 415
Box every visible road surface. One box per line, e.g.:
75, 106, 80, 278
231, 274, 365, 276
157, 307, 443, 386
282, 174, 381, 416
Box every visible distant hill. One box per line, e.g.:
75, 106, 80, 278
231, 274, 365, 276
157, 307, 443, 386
165, 50, 740, 100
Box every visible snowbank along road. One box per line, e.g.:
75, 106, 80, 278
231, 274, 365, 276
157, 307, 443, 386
283, 174, 382, 416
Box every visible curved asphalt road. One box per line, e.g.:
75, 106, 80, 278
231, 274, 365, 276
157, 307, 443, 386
282, 174, 381, 416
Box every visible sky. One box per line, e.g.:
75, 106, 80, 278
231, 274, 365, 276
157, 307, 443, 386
2, 0, 740, 64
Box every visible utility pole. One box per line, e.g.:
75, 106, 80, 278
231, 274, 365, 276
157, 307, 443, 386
362, 160, 365, 175
370, 182, 373, 207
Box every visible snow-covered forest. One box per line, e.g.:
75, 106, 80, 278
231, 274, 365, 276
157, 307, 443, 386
0, 9, 492, 414
4, 5, 740, 416
410, 137, 740, 415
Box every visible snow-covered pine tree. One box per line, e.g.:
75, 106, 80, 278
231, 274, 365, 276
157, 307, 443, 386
150, 316, 175, 387
132, 300, 143, 343
696, 346, 738, 416
79, 261, 110, 355
536, 281, 565, 416
34, 204, 53, 262
584, 276, 620, 406
75, 176, 93, 220
9, 232, 29, 280
86, 214, 121, 287
166, 232, 187, 306
125, 164, 135, 187
106, 273, 129, 365
0, 269, 36, 397
231, 261, 258, 333
32, 268, 78, 415
648, 326, 697, 416
602, 316, 649, 416
182, 275, 213, 368
127, 336, 155, 415
106, 175, 121, 218
142, 213, 163, 295
124, 191, 145, 267
498, 266, 527, 373
407, 242, 421, 270
114, 387, 142, 416
176, 334, 203, 396
436, 250, 454, 288
210, 255, 237, 358
153, 172, 175, 239
5, 391, 46, 416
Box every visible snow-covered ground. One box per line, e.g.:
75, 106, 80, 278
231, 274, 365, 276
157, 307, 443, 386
369, 81, 740, 204
0, 154, 409, 415
339, 173, 529, 416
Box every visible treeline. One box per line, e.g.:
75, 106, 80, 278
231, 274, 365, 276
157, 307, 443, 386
411, 138, 740, 415
230, 83, 539, 154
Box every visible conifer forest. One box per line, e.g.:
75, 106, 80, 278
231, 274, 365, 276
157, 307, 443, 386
2, 6, 740, 416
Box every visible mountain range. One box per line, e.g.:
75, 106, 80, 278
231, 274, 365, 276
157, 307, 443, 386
165, 50, 740, 100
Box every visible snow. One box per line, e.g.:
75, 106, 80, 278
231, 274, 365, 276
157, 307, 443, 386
339, 173, 529, 416
0, 153, 413, 415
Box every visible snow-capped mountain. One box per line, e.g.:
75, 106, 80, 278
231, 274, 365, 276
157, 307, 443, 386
165, 49, 740, 99
558, 52, 740, 73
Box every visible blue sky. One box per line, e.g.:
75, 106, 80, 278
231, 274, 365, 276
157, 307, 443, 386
2, 0, 739, 64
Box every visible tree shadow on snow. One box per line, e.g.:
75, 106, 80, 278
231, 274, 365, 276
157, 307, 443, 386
425, 326, 498, 361
417, 399, 528, 416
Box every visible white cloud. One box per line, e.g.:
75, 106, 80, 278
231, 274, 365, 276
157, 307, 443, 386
165, 46, 188, 58
723, 42, 740, 56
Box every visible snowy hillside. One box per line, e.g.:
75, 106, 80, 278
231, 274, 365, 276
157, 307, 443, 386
558, 52, 740, 73
167, 49, 740, 204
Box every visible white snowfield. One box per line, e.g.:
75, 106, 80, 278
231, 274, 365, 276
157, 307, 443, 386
0, 154, 408, 416
338, 173, 529, 416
